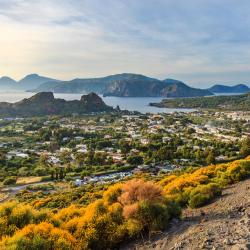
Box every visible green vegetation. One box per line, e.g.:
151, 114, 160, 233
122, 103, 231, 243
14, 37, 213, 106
3, 176, 17, 185
151, 93, 250, 111
188, 183, 221, 208
0, 112, 249, 187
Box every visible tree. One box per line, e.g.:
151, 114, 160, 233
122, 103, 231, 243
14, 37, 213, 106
240, 137, 250, 157
34, 166, 48, 176
119, 140, 131, 155
75, 153, 85, 167
17, 167, 29, 176
206, 151, 215, 165
0, 151, 6, 166
59, 151, 72, 165
154, 146, 172, 162
38, 154, 48, 166
127, 155, 143, 166
195, 149, 203, 162
84, 150, 95, 166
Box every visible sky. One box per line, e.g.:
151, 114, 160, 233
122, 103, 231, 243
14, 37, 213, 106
0, 0, 250, 87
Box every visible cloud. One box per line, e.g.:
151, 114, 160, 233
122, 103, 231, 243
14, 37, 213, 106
0, 0, 250, 87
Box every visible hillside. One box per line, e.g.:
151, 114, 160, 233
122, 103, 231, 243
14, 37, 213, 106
0, 156, 249, 249
34, 73, 213, 97
161, 79, 213, 98
0, 92, 112, 117
125, 178, 250, 250
150, 93, 250, 111
208, 84, 250, 93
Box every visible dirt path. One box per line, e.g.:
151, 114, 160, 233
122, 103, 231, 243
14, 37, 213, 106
0, 181, 53, 203
123, 179, 250, 250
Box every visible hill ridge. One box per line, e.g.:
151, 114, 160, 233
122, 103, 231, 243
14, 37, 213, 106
0, 92, 112, 117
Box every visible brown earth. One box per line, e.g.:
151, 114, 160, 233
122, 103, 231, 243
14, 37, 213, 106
123, 179, 250, 250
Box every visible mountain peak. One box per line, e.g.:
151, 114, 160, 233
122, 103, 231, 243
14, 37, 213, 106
18, 74, 59, 90
0, 76, 15, 81
22, 73, 40, 79
0, 76, 17, 87
20, 73, 47, 81
29, 92, 55, 102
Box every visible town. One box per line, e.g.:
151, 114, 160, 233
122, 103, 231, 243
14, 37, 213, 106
0, 111, 249, 195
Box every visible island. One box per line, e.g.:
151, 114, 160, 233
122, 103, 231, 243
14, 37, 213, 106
33, 73, 213, 98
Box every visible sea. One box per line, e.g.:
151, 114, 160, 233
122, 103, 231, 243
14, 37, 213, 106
0, 91, 242, 114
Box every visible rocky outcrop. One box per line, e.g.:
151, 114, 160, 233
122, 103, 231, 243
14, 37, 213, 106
0, 92, 112, 117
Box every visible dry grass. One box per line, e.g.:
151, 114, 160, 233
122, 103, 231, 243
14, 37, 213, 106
0, 193, 8, 201
16, 176, 42, 185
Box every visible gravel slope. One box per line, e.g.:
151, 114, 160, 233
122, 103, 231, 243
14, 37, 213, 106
123, 178, 250, 250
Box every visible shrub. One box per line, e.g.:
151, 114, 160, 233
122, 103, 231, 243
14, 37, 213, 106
188, 193, 210, 209
135, 201, 170, 232
103, 183, 122, 205
0, 202, 48, 239
9, 205, 34, 229
119, 179, 163, 206
53, 205, 85, 224
119, 179, 180, 234
2, 222, 76, 250
0, 158, 249, 250
188, 183, 221, 208
3, 177, 17, 186
127, 155, 143, 165
226, 161, 250, 182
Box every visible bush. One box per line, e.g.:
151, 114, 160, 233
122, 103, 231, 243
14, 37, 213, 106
188, 183, 221, 208
33, 166, 48, 176
40, 176, 51, 182
0, 202, 41, 238
226, 161, 250, 182
119, 179, 163, 206
3, 176, 17, 186
118, 179, 180, 234
103, 183, 122, 205
135, 201, 170, 232
0, 158, 249, 250
2, 222, 76, 250
188, 193, 210, 209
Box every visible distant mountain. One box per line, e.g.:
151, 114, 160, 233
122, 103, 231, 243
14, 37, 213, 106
34, 73, 213, 98
35, 73, 150, 94
161, 79, 213, 98
0, 92, 112, 117
0, 74, 61, 91
207, 84, 250, 93
0, 77, 17, 90
103, 74, 164, 97
17, 74, 60, 90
